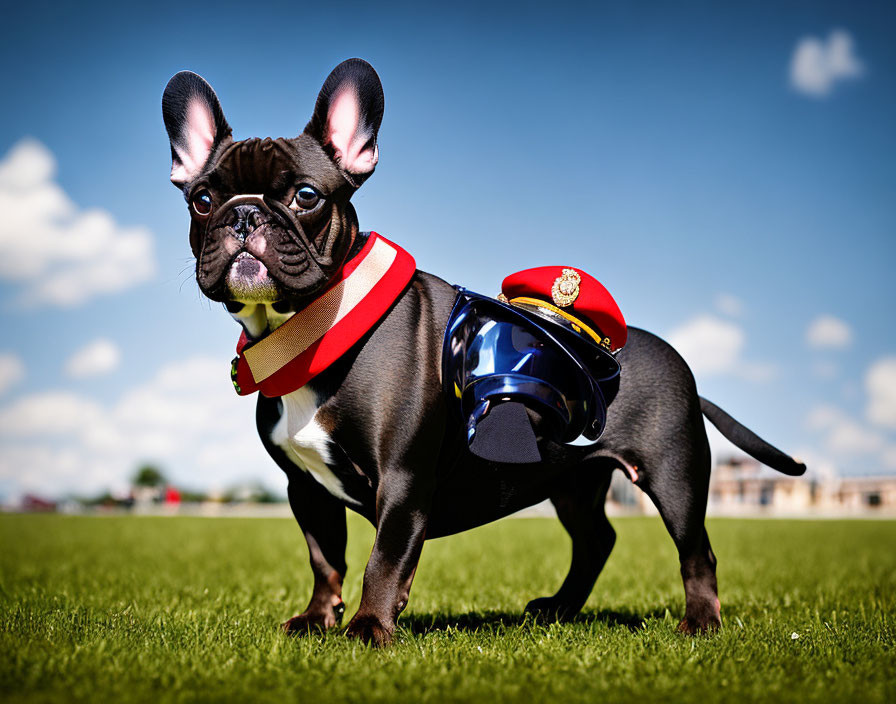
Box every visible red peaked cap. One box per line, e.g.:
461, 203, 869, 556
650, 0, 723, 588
502, 266, 627, 351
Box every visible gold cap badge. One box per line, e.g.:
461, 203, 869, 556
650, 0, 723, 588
551, 268, 581, 308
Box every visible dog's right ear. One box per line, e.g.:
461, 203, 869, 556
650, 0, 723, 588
162, 71, 232, 189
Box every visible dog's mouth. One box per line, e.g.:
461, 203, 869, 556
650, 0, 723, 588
225, 252, 281, 303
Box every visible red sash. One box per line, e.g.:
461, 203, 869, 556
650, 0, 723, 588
231, 232, 416, 397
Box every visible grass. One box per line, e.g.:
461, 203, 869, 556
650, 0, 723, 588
1, 514, 894, 703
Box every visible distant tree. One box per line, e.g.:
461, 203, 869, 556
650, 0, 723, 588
255, 487, 283, 504
83, 491, 114, 507
219, 482, 286, 504
178, 489, 209, 503
133, 465, 166, 488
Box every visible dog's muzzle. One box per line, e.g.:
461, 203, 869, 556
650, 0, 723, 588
214, 193, 320, 258
203, 193, 334, 298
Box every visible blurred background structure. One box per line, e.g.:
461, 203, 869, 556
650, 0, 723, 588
0, 1, 894, 515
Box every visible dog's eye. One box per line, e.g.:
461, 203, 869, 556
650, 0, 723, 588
290, 185, 322, 212
192, 190, 213, 216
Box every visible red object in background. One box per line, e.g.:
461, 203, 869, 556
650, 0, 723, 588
164, 486, 181, 504
502, 266, 627, 350
22, 494, 57, 512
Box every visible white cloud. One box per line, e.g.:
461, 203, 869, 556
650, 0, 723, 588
666, 314, 776, 381
0, 356, 278, 499
805, 397, 896, 476
0, 445, 110, 498
805, 403, 885, 456
866, 357, 896, 429
65, 339, 121, 378
805, 404, 842, 431
667, 315, 743, 375
882, 446, 896, 470
0, 354, 25, 395
806, 315, 852, 348
827, 421, 884, 454
790, 29, 864, 98
811, 360, 838, 379
0, 139, 156, 307
739, 362, 777, 383
0, 391, 104, 435
714, 293, 743, 317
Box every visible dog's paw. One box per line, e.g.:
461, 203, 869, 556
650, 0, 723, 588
676, 610, 721, 635
344, 613, 393, 647
281, 601, 345, 635
677, 595, 721, 635
524, 596, 581, 622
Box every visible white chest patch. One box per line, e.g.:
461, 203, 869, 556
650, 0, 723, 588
270, 386, 359, 506
229, 302, 295, 339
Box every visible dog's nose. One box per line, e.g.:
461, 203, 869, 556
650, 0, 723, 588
228, 205, 265, 240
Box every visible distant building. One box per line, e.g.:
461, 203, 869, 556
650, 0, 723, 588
708, 457, 896, 516
829, 476, 896, 512
708, 457, 817, 514
603, 457, 896, 517
132, 485, 162, 508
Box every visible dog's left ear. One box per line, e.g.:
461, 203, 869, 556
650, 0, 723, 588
305, 59, 384, 184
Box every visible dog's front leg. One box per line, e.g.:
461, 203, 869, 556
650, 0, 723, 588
345, 470, 431, 647
281, 472, 348, 635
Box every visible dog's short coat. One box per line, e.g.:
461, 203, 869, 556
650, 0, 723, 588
163, 59, 806, 646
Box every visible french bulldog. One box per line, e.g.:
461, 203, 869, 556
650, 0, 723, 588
162, 59, 806, 646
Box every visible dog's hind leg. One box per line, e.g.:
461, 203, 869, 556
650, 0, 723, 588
525, 465, 615, 620
637, 441, 721, 634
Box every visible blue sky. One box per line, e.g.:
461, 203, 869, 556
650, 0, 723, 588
0, 0, 894, 499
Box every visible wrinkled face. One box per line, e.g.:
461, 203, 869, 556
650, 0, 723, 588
163, 60, 384, 313
185, 135, 357, 305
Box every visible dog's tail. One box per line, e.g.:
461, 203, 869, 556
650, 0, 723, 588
700, 397, 806, 476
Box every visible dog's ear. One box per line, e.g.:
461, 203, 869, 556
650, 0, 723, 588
162, 71, 232, 189
305, 59, 384, 183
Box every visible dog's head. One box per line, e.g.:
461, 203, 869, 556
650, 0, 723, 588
162, 60, 383, 312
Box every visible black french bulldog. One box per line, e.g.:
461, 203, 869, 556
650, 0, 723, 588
162, 59, 805, 646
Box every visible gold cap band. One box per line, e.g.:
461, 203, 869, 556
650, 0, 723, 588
508, 296, 610, 349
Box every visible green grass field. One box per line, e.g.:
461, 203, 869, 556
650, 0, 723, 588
1, 514, 894, 703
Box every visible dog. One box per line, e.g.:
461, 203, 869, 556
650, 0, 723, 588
162, 59, 806, 646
